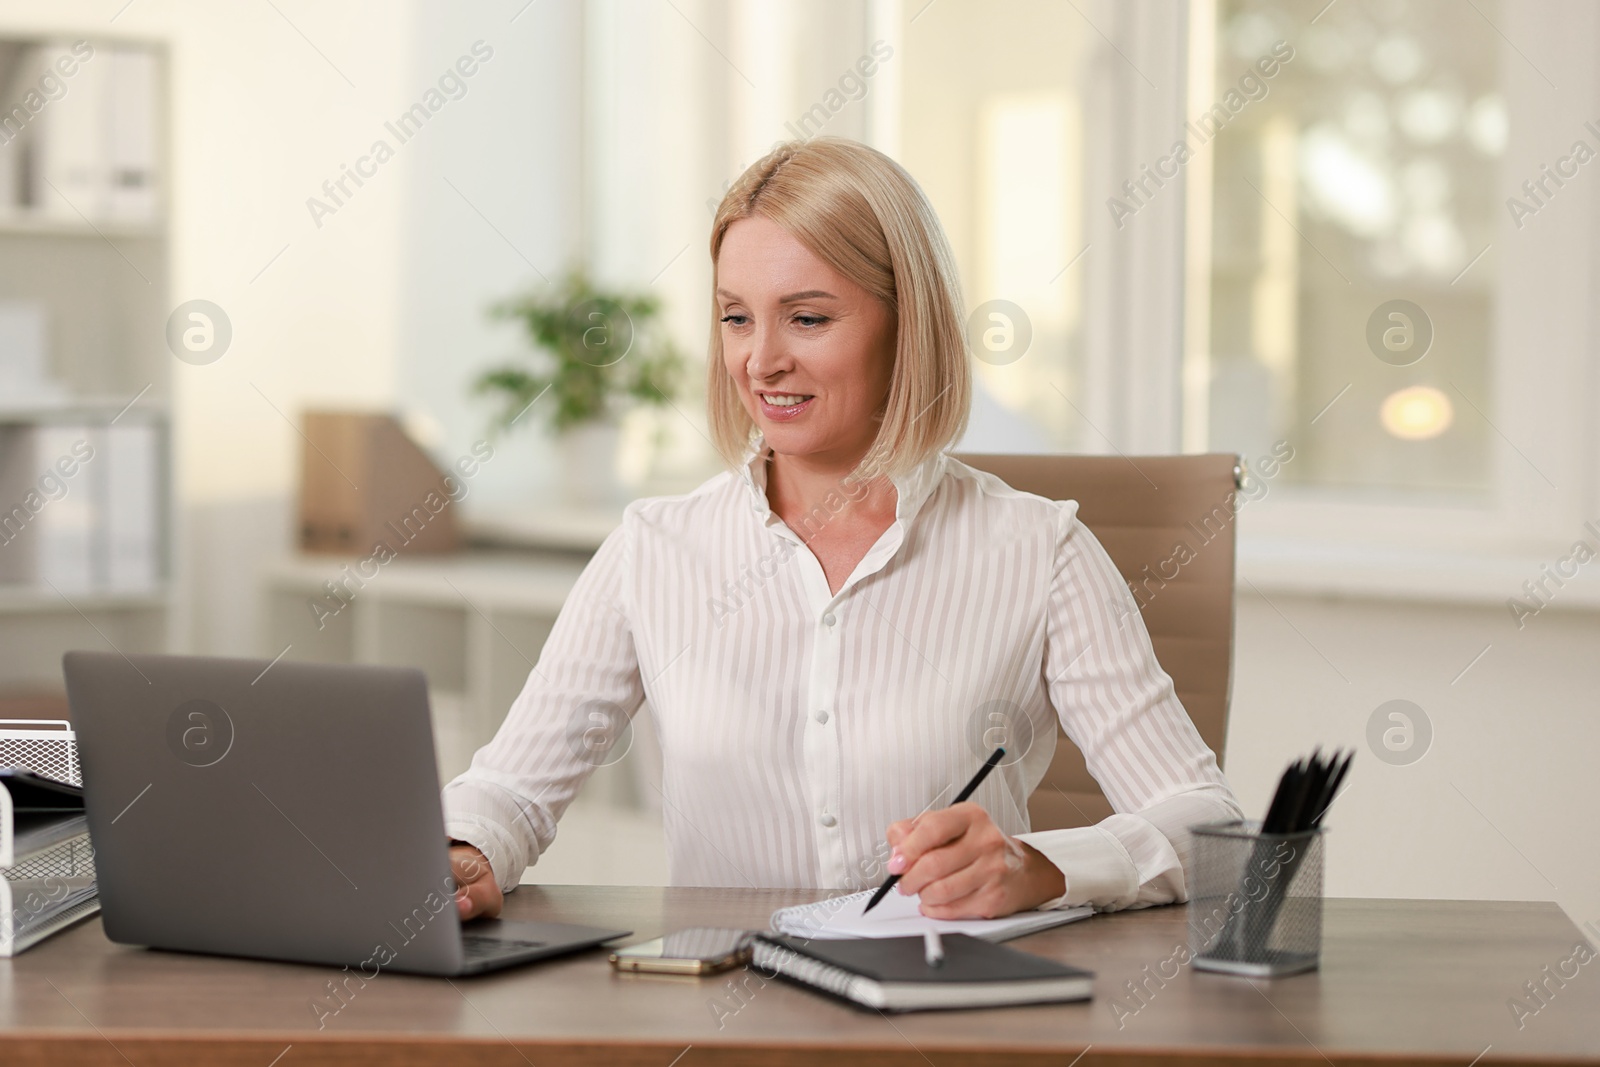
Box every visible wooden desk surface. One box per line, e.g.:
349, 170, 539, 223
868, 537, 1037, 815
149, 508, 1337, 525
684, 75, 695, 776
3, 887, 1596, 1066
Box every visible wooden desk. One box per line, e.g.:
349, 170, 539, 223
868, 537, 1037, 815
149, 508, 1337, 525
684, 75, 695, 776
4, 887, 1596, 1065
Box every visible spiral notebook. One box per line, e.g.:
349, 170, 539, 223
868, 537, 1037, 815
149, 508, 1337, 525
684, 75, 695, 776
769, 888, 1093, 943
752, 932, 1094, 1011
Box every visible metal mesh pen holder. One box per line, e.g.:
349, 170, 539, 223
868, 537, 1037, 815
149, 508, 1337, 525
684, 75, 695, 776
1188, 820, 1325, 978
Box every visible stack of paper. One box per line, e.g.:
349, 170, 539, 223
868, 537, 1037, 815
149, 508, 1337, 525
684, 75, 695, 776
770, 887, 1093, 943
0, 834, 98, 956
0, 722, 98, 956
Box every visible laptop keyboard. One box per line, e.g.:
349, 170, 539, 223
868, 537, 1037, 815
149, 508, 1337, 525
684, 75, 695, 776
461, 935, 548, 961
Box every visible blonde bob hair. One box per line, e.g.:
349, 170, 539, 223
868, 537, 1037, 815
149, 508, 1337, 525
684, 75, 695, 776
706, 137, 971, 481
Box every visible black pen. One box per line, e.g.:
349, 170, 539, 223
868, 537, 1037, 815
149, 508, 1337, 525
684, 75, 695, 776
862, 746, 1006, 914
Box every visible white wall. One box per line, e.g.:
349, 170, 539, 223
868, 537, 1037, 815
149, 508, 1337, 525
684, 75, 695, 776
1229, 589, 1600, 928
393, 0, 585, 512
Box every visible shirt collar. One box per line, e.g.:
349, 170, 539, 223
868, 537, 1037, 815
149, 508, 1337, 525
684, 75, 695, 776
736, 436, 948, 529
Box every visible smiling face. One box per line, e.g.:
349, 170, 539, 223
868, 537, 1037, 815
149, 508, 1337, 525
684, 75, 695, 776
715, 215, 896, 472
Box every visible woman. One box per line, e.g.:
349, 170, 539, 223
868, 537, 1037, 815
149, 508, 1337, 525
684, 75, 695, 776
446, 137, 1241, 922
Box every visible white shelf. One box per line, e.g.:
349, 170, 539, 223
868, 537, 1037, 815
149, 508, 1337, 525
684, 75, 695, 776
0, 586, 168, 614
465, 507, 623, 553
0, 214, 162, 239
0, 397, 168, 423
263, 553, 586, 613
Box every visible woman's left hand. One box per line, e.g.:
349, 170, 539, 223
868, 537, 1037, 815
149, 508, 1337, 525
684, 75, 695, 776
884, 802, 1067, 919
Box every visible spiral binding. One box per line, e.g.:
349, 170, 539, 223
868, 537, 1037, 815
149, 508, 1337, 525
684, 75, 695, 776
752, 939, 869, 1003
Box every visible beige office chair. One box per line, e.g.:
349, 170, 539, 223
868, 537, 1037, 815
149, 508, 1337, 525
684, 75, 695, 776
955, 453, 1241, 832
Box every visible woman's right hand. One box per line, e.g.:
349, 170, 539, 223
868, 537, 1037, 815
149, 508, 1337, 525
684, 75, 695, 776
450, 843, 503, 920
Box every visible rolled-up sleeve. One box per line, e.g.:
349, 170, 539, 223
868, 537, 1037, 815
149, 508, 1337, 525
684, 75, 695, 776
1016, 501, 1243, 912
441, 518, 644, 892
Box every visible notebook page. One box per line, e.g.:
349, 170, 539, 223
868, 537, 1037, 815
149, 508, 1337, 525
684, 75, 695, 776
770, 888, 1093, 943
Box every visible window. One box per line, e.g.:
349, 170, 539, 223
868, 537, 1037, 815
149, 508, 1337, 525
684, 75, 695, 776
1193, 0, 1504, 499
895, 0, 1095, 452
1187, 0, 1597, 561
586, 0, 1596, 566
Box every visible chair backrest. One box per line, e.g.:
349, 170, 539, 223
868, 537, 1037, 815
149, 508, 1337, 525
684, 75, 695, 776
954, 453, 1240, 832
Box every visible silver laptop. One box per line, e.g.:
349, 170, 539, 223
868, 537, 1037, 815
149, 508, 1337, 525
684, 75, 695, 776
62, 651, 629, 975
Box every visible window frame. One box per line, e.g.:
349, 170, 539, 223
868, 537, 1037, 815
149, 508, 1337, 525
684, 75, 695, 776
1172, 0, 1600, 583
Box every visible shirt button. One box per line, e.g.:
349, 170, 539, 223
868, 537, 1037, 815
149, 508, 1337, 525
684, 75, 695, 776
822, 613, 837, 627
818, 813, 837, 828
814, 709, 829, 724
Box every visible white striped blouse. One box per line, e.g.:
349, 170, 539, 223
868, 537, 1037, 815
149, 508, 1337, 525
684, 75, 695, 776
442, 442, 1243, 912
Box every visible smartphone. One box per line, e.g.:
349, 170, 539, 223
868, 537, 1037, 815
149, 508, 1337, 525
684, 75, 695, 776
608, 927, 754, 975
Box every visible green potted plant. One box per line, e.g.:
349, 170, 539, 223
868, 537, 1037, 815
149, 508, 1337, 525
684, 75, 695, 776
475, 270, 684, 506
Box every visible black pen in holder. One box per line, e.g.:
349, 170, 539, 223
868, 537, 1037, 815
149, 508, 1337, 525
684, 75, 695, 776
1188, 820, 1326, 977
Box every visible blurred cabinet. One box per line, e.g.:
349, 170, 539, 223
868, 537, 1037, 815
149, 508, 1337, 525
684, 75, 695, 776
259, 549, 659, 810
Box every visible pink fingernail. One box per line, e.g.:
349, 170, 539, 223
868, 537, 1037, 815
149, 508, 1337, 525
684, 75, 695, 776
887, 849, 905, 875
